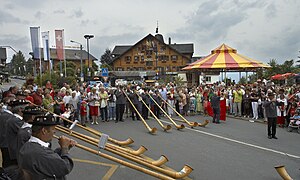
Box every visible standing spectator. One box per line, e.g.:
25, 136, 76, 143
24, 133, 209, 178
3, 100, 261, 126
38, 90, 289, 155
80, 99, 88, 126
152, 90, 161, 118
141, 89, 150, 120
277, 94, 287, 127
167, 88, 175, 117
45, 80, 53, 90
264, 93, 279, 139
88, 87, 100, 125
3, 86, 18, 98
243, 89, 251, 118
211, 91, 221, 124
31, 88, 43, 106
233, 86, 243, 117
195, 89, 203, 114
63, 91, 72, 106
24, 89, 34, 103
250, 89, 259, 120
99, 87, 108, 122
69, 91, 79, 120
43, 91, 54, 113
115, 85, 126, 123
108, 89, 116, 121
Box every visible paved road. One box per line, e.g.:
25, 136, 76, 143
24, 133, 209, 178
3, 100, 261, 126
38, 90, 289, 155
0, 78, 25, 91
54, 114, 300, 180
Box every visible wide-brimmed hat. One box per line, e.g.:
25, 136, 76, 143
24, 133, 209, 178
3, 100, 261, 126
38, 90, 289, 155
22, 106, 45, 115
267, 92, 275, 97
9, 99, 29, 107
31, 114, 58, 126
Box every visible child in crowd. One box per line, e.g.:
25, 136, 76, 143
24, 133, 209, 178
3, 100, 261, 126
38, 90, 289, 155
80, 99, 88, 126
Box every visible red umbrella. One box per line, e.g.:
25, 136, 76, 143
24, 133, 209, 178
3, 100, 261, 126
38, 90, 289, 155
271, 74, 284, 80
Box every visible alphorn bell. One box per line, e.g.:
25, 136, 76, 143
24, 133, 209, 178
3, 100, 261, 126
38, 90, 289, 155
135, 92, 172, 131
274, 165, 293, 180
157, 95, 202, 128
29, 102, 134, 146
172, 117, 209, 128
52, 135, 175, 180
55, 126, 193, 178
56, 125, 168, 167
147, 92, 185, 130
122, 89, 157, 134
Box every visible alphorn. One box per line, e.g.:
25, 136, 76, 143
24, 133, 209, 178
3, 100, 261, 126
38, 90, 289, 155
274, 165, 293, 180
157, 95, 201, 128
147, 92, 185, 130
172, 117, 209, 128
135, 92, 172, 131
55, 128, 193, 179
123, 89, 157, 134
29, 102, 134, 146
56, 125, 168, 167
53, 135, 175, 180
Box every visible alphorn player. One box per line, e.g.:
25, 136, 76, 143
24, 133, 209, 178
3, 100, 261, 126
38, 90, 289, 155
19, 114, 77, 180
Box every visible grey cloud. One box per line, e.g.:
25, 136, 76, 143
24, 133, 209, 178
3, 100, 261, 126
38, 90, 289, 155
70, 9, 83, 18
53, 9, 65, 14
265, 3, 277, 18
89, 32, 145, 59
35, 11, 45, 20
4, 3, 14, 10
0, 10, 29, 25
80, 19, 90, 26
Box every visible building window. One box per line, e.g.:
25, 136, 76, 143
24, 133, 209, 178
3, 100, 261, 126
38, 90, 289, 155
138, 67, 144, 71
146, 61, 153, 66
127, 67, 131, 71
171, 55, 178, 61
205, 76, 212, 82
117, 67, 123, 71
125, 56, 131, 61
141, 56, 144, 61
134, 56, 139, 63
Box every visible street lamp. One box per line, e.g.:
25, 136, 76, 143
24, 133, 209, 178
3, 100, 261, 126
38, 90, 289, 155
84, 34, 94, 77
70, 40, 83, 80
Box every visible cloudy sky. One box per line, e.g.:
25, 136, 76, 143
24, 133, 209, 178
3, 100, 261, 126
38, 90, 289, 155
1, 0, 300, 67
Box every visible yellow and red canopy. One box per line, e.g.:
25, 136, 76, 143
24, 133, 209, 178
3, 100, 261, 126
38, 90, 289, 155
183, 44, 270, 70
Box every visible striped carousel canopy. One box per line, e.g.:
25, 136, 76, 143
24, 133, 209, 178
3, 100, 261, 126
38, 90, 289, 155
182, 44, 270, 70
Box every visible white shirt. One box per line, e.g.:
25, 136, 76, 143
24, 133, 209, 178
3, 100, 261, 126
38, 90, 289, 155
14, 113, 23, 120
276, 98, 287, 116
63, 95, 72, 105
28, 136, 50, 148
21, 122, 32, 129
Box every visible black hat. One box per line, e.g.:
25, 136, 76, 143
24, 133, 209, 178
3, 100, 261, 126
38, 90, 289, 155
15, 91, 26, 97
31, 114, 58, 126
22, 106, 45, 115
267, 92, 275, 97
9, 99, 29, 107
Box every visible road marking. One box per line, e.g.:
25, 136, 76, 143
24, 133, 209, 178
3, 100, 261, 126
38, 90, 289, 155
0, 149, 2, 167
160, 120, 300, 159
73, 158, 118, 180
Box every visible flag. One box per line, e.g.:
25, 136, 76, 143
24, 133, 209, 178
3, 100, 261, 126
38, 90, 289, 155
55, 29, 64, 61
30, 27, 41, 59
42, 31, 50, 61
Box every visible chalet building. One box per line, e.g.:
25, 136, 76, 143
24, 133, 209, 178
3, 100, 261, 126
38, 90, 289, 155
109, 33, 194, 80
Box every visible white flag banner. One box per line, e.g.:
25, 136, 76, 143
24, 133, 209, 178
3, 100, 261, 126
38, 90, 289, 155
42, 31, 50, 61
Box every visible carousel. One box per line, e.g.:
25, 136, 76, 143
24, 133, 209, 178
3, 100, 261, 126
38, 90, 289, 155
182, 43, 270, 85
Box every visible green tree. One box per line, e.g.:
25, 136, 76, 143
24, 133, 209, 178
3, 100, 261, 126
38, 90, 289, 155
100, 48, 113, 65
25, 58, 35, 76
10, 51, 26, 75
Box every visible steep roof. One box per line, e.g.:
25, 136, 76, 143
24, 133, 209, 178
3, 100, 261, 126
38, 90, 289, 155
111, 46, 131, 56
111, 34, 194, 62
40, 48, 97, 61
170, 44, 194, 54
